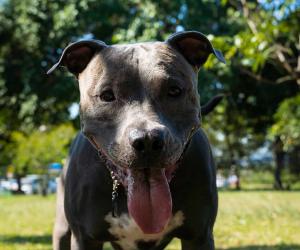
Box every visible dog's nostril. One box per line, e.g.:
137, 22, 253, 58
132, 138, 145, 152
152, 138, 164, 151
129, 128, 165, 153
129, 129, 147, 152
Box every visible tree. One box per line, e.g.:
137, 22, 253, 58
10, 123, 76, 192
269, 94, 300, 185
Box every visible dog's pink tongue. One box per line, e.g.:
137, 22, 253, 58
127, 168, 172, 234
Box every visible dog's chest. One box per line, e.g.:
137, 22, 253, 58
105, 211, 184, 250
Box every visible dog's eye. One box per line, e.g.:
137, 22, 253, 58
100, 90, 116, 102
168, 86, 182, 97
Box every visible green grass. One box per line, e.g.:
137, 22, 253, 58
215, 191, 300, 250
0, 192, 300, 250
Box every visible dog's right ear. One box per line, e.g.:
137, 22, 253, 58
166, 31, 225, 70
47, 40, 107, 76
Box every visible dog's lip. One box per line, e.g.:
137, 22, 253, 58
106, 149, 178, 185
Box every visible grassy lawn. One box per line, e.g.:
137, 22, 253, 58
0, 191, 300, 250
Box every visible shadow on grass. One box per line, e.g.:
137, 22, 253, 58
1, 236, 299, 250
0, 234, 51, 245
220, 245, 300, 250
219, 188, 300, 192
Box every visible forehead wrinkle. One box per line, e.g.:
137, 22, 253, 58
84, 43, 197, 96
101, 44, 185, 85
137, 43, 196, 87
134, 44, 167, 84
98, 46, 139, 84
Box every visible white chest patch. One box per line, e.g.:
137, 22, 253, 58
105, 211, 184, 250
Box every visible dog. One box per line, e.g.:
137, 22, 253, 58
48, 31, 225, 250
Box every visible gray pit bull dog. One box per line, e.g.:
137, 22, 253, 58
48, 31, 225, 250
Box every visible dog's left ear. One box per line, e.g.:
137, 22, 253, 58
166, 31, 225, 69
47, 39, 107, 76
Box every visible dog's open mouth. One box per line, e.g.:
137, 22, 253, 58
107, 162, 177, 234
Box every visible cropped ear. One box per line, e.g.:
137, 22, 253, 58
166, 31, 225, 69
47, 39, 107, 76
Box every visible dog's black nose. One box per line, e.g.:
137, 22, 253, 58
129, 128, 165, 153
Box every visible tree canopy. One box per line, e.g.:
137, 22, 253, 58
0, 0, 299, 174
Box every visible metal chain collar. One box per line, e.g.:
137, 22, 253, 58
110, 171, 120, 217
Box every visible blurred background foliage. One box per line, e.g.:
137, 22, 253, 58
0, 0, 299, 187
10, 123, 75, 175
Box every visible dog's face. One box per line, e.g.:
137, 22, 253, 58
48, 31, 224, 234
79, 42, 200, 170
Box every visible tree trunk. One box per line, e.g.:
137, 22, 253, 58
274, 152, 284, 190
15, 174, 24, 194
273, 137, 285, 190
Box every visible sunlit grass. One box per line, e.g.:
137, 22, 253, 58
215, 191, 300, 250
0, 191, 300, 250
0, 195, 54, 250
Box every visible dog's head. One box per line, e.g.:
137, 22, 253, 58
48, 31, 224, 234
